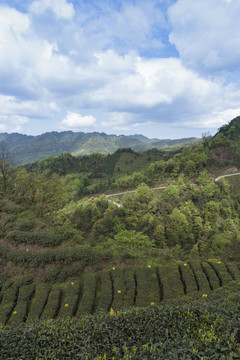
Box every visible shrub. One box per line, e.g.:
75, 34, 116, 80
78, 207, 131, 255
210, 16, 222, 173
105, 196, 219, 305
6, 230, 62, 247
0, 285, 18, 325
96, 271, 112, 312
43, 266, 61, 283
7, 284, 35, 326
18, 220, 35, 231
40, 285, 61, 320
0, 244, 97, 268
0, 305, 239, 359
27, 283, 50, 322
58, 282, 81, 318
76, 274, 96, 316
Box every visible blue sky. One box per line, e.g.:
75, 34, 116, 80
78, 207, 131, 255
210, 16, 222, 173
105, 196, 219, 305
1, 0, 240, 138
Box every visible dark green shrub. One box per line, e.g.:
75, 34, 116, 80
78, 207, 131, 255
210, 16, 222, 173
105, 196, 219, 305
123, 269, 135, 308
201, 262, 220, 290
0, 305, 239, 359
27, 283, 50, 322
179, 262, 198, 295
0, 273, 8, 290
0, 224, 5, 238
158, 263, 185, 303
3, 215, 16, 225
40, 285, 61, 320
226, 262, 240, 280
43, 266, 61, 283
96, 271, 112, 312
189, 262, 211, 294
7, 284, 35, 326
65, 263, 84, 278
208, 259, 233, 286
0, 285, 18, 325
76, 274, 96, 316
58, 281, 81, 318
111, 268, 126, 311
135, 267, 159, 307
6, 230, 62, 247
102, 250, 113, 261
18, 220, 35, 231
0, 201, 22, 214
0, 245, 96, 268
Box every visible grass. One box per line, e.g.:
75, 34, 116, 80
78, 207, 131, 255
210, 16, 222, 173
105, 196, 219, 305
113, 152, 166, 178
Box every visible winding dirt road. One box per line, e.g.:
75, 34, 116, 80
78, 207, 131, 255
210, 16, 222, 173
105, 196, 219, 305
106, 172, 240, 208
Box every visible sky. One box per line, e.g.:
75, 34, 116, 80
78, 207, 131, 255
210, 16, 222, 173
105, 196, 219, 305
1, 0, 240, 139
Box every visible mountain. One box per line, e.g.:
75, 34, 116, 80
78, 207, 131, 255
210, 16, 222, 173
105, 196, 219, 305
207, 116, 240, 169
0, 131, 197, 165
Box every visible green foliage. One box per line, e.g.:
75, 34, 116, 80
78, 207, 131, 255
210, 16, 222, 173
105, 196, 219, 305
96, 271, 113, 312
158, 263, 185, 303
0, 244, 97, 267
17, 220, 35, 231
27, 283, 50, 322
58, 281, 80, 318
12, 168, 68, 211
76, 274, 96, 316
0, 304, 239, 359
0, 285, 18, 325
40, 285, 61, 320
7, 284, 35, 326
6, 230, 62, 247
113, 230, 153, 250
135, 267, 159, 307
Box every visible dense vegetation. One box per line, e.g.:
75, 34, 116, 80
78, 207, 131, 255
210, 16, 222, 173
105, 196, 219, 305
0, 131, 196, 165
0, 117, 240, 358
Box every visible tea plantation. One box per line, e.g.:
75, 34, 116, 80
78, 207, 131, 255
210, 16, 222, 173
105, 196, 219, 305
0, 260, 239, 325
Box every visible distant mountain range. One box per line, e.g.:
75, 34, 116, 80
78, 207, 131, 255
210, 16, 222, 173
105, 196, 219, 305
0, 131, 198, 165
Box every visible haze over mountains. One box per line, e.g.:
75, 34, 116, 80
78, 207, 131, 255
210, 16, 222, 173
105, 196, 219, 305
0, 131, 197, 165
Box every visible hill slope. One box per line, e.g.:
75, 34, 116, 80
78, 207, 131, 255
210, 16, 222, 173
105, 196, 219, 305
0, 131, 197, 165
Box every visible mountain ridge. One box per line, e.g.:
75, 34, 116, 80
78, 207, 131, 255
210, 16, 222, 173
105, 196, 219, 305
0, 130, 197, 165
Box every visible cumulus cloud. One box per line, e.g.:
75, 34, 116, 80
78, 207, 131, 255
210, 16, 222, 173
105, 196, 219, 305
168, 0, 240, 74
59, 112, 97, 130
0, 1, 240, 136
30, 0, 75, 19
0, 113, 29, 133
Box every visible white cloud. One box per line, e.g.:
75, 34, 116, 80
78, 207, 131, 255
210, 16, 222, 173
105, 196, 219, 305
1, 2, 240, 136
168, 0, 240, 74
30, 0, 75, 19
60, 112, 97, 130
0, 113, 29, 133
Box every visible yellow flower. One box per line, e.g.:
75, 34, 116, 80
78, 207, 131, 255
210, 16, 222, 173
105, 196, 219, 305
117, 290, 121, 294
150, 302, 155, 306
148, 265, 151, 268
110, 307, 116, 316
65, 304, 69, 307
13, 311, 17, 315
217, 261, 221, 264
202, 294, 208, 298
26, 249, 29, 252
184, 263, 188, 266
71, 282, 74, 285
112, 267, 116, 270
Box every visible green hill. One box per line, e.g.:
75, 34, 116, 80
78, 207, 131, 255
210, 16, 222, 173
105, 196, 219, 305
0, 131, 197, 165
0, 117, 240, 358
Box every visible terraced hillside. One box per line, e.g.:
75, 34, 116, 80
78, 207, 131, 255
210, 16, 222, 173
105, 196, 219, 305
0, 260, 239, 325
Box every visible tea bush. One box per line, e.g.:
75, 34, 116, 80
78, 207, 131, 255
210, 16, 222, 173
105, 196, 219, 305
0, 305, 239, 359
0, 244, 97, 267
6, 230, 62, 247
18, 220, 35, 231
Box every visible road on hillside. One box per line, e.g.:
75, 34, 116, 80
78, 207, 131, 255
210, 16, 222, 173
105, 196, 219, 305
106, 172, 240, 208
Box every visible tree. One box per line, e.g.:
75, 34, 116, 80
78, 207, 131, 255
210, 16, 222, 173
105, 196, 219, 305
0, 142, 13, 193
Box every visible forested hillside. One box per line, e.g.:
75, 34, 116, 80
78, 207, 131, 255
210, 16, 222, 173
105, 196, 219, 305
0, 117, 240, 358
0, 131, 197, 165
